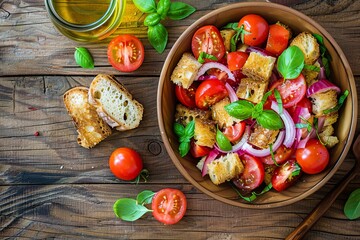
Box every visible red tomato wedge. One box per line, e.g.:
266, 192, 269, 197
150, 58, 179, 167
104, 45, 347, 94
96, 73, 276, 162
175, 84, 197, 108
265, 24, 290, 56
107, 34, 144, 72
274, 74, 307, 108
238, 14, 269, 46
191, 25, 225, 62
152, 188, 187, 225
195, 79, 228, 110
233, 154, 265, 191
272, 159, 301, 192
260, 145, 293, 165
190, 140, 211, 158
296, 139, 329, 174
226, 51, 249, 71
223, 122, 246, 142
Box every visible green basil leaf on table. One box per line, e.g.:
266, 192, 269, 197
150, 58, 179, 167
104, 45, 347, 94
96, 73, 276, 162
74, 47, 94, 69
167, 1, 196, 20
344, 188, 360, 220
157, 0, 171, 19
113, 198, 152, 221
144, 13, 161, 26
216, 128, 232, 151
132, 0, 157, 13
257, 110, 284, 130
225, 100, 254, 120
277, 45, 304, 80
136, 190, 156, 205
148, 23, 168, 53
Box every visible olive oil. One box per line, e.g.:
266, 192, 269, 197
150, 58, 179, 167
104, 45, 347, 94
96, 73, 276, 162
45, 0, 126, 42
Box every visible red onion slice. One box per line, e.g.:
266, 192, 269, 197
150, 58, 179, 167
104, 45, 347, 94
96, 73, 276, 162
225, 82, 238, 102
306, 79, 341, 97
245, 46, 274, 57
201, 149, 219, 176
196, 62, 236, 82
271, 101, 295, 148
242, 130, 285, 157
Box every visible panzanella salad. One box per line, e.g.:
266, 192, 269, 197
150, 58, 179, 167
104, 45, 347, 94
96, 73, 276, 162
170, 14, 348, 201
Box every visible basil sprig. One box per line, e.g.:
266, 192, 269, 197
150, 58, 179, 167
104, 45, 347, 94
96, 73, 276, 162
344, 188, 360, 220
222, 22, 250, 52
313, 33, 332, 78
198, 52, 218, 64
113, 190, 155, 221
277, 45, 304, 80
74, 47, 94, 69
174, 120, 195, 157
133, 0, 196, 53
216, 128, 232, 151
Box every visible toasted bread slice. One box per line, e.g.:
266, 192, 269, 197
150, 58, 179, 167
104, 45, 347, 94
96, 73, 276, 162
63, 87, 112, 148
170, 52, 202, 89
242, 52, 276, 82
88, 74, 144, 131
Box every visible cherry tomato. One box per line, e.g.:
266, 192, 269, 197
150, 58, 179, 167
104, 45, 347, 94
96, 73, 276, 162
238, 14, 269, 46
195, 79, 228, 110
296, 139, 330, 174
223, 122, 246, 142
226, 51, 249, 71
190, 140, 211, 158
260, 145, 293, 165
233, 154, 265, 191
287, 97, 313, 122
175, 84, 197, 108
272, 159, 301, 192
152, 188, 187, 225
191, 25, 225, 62
265, 24, 290, 56
274, 74, 307, 108
109, 147, 143, 181
107, 34, 144, 72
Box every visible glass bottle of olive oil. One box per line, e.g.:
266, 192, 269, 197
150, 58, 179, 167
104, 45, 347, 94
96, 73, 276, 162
45, 0, 126, 42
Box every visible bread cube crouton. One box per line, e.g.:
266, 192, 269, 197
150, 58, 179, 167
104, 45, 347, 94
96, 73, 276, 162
207, 153, 244, 185
302, 61, 321, 86
175, 104, 211, 126
170, 52, 202, 89
323, 111, 339, 126
220, 29, 236, 52
310, 90, 338, 116
196, 157, 206, 172
290, 32, 320, 65
236, 78, 269, 103
194, 118, 216, 148
242, 52, 276, 82
211, 97, 240, 128
319, 125, 339, 148
248, 124, 279, 149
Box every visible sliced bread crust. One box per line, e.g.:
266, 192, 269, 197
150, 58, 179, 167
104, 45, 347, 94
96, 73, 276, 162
88, 74, 144, 131
63, 86, 112, 148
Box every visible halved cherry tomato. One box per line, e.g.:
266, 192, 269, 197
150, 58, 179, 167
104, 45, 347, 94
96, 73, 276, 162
260, 145, 293, 165
238, 14, 269, 46
271, 159, 301, 192
175, 84, 197, 108
195, 79, 228, 110
107, 34, 144, 72
223, 122, 246, 142
226, 51, 249, 71
286, 97, 313, 121
274, 73, 307, 108
109, 148, 143, 181
190, 140, 211, 158
152, 188, 187, 225
296, 139, 329, 174
191, 25, 225, 62
265, 23, 290, 56
233, 154, 265, 191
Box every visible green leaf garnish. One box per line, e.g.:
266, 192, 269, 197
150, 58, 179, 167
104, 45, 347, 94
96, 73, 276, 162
274, 89, 283, 114
216, 128, 232, 151
156, 0, 171, 19
198, 52, 218, 64
132, 0, 157, 13
304, 64, 320, 72
277, 46, 305, 80
344, 188, 360, 220
174, 120, 195, 157
225, 100, 254, 120
222, 23, 249, 52
113, 198, 152, 221
323, 90, 349, 114
269, 144, 279, 167
144, 13, 161, 26
167, 1, 196, 20
148, 23, 168, 53
74, 47, 94, 69
313, 33, 332, 77
291, 163, 301, 177
257, 110, 284, 130
136, 190, 155, 205
231, 183, 273, 202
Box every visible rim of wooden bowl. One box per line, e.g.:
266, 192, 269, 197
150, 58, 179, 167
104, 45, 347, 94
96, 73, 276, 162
157, 2, 357, 208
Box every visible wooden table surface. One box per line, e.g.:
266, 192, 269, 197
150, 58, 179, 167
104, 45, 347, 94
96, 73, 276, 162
1, 0, 359, 239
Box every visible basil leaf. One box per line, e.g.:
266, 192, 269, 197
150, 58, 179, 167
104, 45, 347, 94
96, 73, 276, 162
222, 22, 238, 29
148, 23, 168, 53
198, 52, 218, 63
113, 198, 152, 221
231, 182, 273, 202
184, 120, 195, 139
132, 0, 156, 13
277, 46, 304, 80
269, 144, 279, 166
216, 128, 232, 151
304, 64, 320, 72
225, 100, 254, 120
157, 0, 171, 19
74, 47, 94, 69
261, 90, 273, 104
313, 33, 324, 44
136, 190, 155, 205
252, 102, 263, 119
273, 89, 283, 114
179, 141, 190, 157
313, 33, 332, 77
144, 13, 161, 27
174, 122, 185, 137
167, 2, 196, 20
257, 110, 284, 130
344, 188, 360, 220
323, 90, 349, 114
291, 163, 301, 177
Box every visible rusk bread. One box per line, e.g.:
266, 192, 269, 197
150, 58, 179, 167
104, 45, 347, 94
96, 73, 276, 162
88, 74, 144, 131
63, 86, 112, 148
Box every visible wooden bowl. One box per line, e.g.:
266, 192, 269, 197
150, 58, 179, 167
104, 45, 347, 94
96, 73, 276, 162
157, 2, 357, 208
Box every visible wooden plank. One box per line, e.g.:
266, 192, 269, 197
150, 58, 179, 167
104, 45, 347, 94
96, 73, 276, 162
0, 0, 359, 76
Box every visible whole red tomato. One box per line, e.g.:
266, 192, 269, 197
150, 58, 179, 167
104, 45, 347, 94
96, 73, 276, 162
296, 139, 329, 174
238, 14, 269, 46
109, 147, 143, 180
